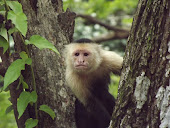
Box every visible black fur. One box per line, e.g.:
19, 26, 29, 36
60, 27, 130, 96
74, 38, 94, 43
75, 73, 115, 128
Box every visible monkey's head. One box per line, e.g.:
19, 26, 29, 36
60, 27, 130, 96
65, 40, 102, 74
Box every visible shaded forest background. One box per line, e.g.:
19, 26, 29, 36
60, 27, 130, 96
0, 0, 138, 127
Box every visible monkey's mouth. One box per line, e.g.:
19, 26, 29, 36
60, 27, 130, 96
75, 65, 88, 69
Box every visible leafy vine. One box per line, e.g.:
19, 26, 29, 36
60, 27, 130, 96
0, 0, 58, 127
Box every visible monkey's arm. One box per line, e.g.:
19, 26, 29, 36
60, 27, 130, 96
102, 50, 123, 75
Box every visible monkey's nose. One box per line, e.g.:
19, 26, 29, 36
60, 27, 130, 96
79, 60, 84, 64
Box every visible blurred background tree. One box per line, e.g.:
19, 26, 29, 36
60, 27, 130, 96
0, 0, 138, 126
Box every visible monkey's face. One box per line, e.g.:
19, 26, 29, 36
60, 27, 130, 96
72, 49, 94, 73
65, 43, 102, 74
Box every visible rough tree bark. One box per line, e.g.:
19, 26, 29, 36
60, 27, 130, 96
1, 0, 76, 128
111, 0, 169, 128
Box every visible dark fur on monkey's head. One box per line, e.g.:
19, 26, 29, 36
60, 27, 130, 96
74, 38, 94, 43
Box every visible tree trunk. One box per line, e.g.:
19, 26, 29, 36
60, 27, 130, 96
8, 0, 76, 127
111, 0, 169, 128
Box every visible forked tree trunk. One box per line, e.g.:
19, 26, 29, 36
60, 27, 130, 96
111, 0, 169, 128
8, 0, 76, 127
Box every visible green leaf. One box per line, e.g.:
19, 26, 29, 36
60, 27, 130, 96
8, 97, 12, 102
25, 35, 60, 54
25, 58, 32, 65
6, 1, 23, 13
19, 51, 32, 65
19, 51, 28, 61
25, 118, 38, 128
0, 11, 5, 16
0, 36, 9, 54
3, 59, 25, 90
7, 10, 27, 36
22, 80, 29, 89
5, 105, 13, 114
0, 27, 8, 41
8, 27, 18, 35
30, 91, 37, 103
39, 105, 56, 120
0, 75, 3, 81
17, 91, 37, 119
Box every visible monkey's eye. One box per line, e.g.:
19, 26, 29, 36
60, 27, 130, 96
75, 53, 79, 56
84, 53, 89, 56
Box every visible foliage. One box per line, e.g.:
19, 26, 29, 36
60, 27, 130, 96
3, 58, 30, 90
64, 0, 138, 53
25, 118, 38, 128
25, 35, 60, 54
0, 35, 8, 54
63, 0, 138, 18
39, 105, 56, 120
17, 91, 37, 119
0, 0, 59, 127
0, 92, 17, 128
109, 74, 120, 98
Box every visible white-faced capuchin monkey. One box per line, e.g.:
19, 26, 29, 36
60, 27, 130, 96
64, 38, 123, 128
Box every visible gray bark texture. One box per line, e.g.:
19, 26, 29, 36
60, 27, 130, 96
8, 0, 76, 128
111, 0, 170, 128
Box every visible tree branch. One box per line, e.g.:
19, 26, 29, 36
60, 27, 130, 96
92, 32, 129, 43
76, 14, 129, 33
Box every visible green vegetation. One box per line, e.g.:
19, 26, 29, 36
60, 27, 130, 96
0, 1, 58, 127
0, 92, 17, 128
109, 74, 120, 98
63, 0, 138, 18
